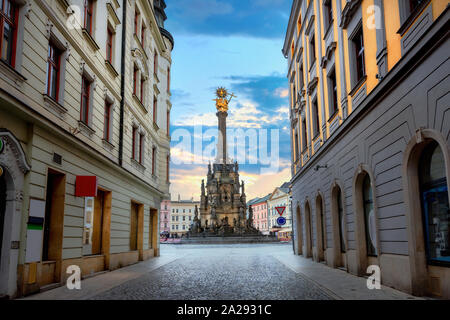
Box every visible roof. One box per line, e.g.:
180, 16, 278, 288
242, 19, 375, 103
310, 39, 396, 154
247, 198, 261, 206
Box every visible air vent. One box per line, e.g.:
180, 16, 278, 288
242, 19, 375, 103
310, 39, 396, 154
53, 153, 62, 165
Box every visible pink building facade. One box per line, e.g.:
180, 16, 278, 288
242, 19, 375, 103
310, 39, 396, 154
251, 194, 270, 235
160, 200, 171, 234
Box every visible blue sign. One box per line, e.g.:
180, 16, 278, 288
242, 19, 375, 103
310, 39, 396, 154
277, 216, 286, 226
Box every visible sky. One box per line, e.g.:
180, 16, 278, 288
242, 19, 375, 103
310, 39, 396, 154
165, 0, 293, 201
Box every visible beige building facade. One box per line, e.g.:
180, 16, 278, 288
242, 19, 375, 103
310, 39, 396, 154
0, 0, 173, 298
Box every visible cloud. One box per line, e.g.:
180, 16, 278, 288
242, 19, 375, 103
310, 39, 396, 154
275, 87, 289, 98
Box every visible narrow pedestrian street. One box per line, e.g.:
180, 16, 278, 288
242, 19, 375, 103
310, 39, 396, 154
24, 243, 419, 300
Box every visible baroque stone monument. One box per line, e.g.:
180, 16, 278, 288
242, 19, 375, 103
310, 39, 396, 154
188, 88, 259, 237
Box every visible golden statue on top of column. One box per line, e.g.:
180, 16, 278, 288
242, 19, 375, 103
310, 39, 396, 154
213, 87, 236, 112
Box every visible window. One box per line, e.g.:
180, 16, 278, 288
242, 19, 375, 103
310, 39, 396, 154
152, 146, 156, 175
153, 51, 158, 75
291, 76, 296, 106
336, 188, 346, 253
80, 76, 91, 124
167, 67, 170, 93
328, 68, 338, 116
167, 110, 170, 135
132, 126, 137, 160
323, 0, 333, 31
297, 15, 302, 35
419, 141, 449, 265
352, 25, 365, 84
103, 101, 112, 141
139, 133, 144, 164
153, 96, 157, 123
309, 33, 316, 68
407, 0, 426, 15
362, 174, 377, 256
141, 23, 145, 46
46, 43, 61, 101
172, 216, 174, 221
294, 132, 299, 160
84, 0, 94, 35
106, 27, 113, 63
140, 77, 145, 103
133, 65, 138, 95
0, 0, 18, 67
134, 8, 139, 35
166, 155, 170, 182
299, 65, 304, 90
312, 99, 320, 138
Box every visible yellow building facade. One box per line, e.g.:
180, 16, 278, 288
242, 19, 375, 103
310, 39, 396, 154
283, 0, 449, 298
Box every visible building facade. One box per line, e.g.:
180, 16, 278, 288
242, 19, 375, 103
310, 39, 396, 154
283, 0, 449, 298
250, 195, 270, 235
0, 0, 173, 298
160, 199, 171, 235
170, 197, 199, 237
267, 184, 292, 240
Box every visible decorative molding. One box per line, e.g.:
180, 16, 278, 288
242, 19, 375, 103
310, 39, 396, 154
320, 42, 337, 68
307, 77, 318, 95
82, 28, 100, 51
0, 130, 31, 174
340, 0, 362, 28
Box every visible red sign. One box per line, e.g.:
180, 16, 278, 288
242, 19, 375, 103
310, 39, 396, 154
276, 206, 286, 216
75, 176, 98, 197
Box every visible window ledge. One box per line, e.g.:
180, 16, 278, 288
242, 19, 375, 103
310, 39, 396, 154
132, 94, 148, 113
327, 109, 339, 123
0, 60, 27, 86
78, 120, 96, 137
349, 75, 367, 97
131, 158, 146, 172
397, 0, 431, 35
102, 139, 115, 151
82, 28, 100, 51
153, 121, 160, 132
43, 94, 67, 117
105, 60, 119, 77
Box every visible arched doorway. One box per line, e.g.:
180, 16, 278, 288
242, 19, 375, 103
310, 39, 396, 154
419, 141, 449, 265
296, 206, 303, 255
0, 168, 6, 265
353, 166, 379, 275
0, 130, 31, 298
305, 201, 313, 258
315, 194, 325, 262
331, 184, 346, 268
403, 131, 450, 298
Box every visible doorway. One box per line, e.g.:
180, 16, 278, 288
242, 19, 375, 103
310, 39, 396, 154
149, 208, 158, 256
130, 202, 143, 260
0, 168, 6, 269
42, 169, 65, 283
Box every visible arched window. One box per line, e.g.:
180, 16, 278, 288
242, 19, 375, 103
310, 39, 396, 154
419, 141, 449, 265
363, 175, 377, 256
336, 188, 346, 253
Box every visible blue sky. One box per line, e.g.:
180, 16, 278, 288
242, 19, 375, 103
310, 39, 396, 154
166, 0, 292, 200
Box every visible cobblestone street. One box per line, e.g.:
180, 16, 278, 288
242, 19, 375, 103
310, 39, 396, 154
92, 243, 332, 300
24, 243, 419, 300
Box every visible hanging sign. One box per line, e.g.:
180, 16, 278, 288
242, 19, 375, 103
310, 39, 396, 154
75, 176, 98, 197
275, 206, 286, 216
0, 138, 4, 154
0, 166, 3, 177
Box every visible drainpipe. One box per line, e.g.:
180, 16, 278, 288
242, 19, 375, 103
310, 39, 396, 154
118, 0, 127, 166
